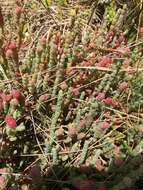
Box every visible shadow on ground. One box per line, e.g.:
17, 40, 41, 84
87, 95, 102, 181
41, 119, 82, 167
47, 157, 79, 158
22, 153, 143, 190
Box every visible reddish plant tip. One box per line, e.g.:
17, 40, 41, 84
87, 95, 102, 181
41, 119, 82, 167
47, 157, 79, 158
0, 93, 12, 102
0, 168, 10, 174
119, 82, 129, 90
60, 82, 68, 90
117, 34, 125, 44
57, 46, 63, 55
8, 42, 17, 50
6, 49, 13, 58
81, 60, 91, 66
100, 121, 110, 129
103, 97, 113, 104
139, 27, 143, 34
68, 125, 77, 137
5, 115, 17, 128
39, 94, 50, 102
117, 47, 130, 54
78, 119, 86, 129
10, 98, 19, 107
96, 56, 112, 67
15, 6, 24, 15
114, 34, 125, 48
107, 31, 114, 37
11, 89, 22, 100
71, 87, 80, 96
123, 59, 130, 67
113, 146, 120, 154
139, 27, 143, 38
96, 92, 105, 101
0, 176, 7, 189
96, 159, 104, 171
103, 97, 118, 108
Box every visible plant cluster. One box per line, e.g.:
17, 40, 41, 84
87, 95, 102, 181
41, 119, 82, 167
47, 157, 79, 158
0, 1, 143, 190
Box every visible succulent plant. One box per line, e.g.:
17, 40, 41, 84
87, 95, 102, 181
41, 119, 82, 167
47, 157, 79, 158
0, 1, 143, 189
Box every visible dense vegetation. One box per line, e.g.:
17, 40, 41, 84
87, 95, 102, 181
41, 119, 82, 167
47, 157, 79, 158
0, 0, 143, 189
